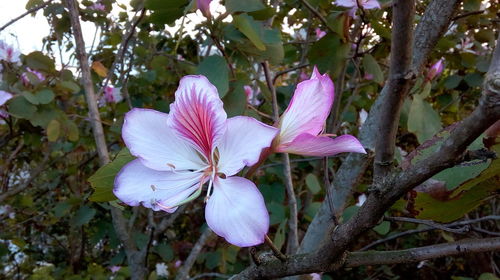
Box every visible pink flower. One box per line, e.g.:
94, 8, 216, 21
114, 75, 278, 247
21, 68, 45, 85
109, 266, 121, 273
197, 0, 212, 18
310, 273, 322, 280
0, 90, 13, 121
0, 41, 21, 64
174, 260, 182, 268
315, 28, 326, 40
90, 2, 106, 12
334, 0, 380, 17
104, 86, 123, 103
244, 85, 262, 106
364, 73, 374, 80
426, 59, 444, 81
299, 71, 309, 82
273, 67, 366, 156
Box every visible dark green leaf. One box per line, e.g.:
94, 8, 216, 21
88, 148, 135, 202
196, 55, 229, 97
71, 206, 96, 227
226, 0, 265, 13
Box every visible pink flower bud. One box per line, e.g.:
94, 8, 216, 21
197, 0, 212, 18
426, 59, 444, 81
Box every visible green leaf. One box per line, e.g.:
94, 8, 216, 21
47, 119, 61, 142
305, 174, 321, 195
65, 119, 80, 142
36, 89, 55, 104
88, 148, 135, 202
373, 221, 390, 235
156, 243, 174, 262
407, 94, 442, 143
273, 220, 287, 251
226, 0, 265, 13
233, 14, 266, 51
464, 72, 483, 87
145, 0, 188, 25
71, 206, 96, 227
308, 34, 350, 78
7, 95, 37, 119
223, 81, 247, 117
53, 201, 73, 218
58, 81, 81, 93
196, 55, 229, 97
362, 54, 384, 84
444, 75, 462, 89
25, 51, 55, 71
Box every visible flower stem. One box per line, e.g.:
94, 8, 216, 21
264, 235, 287, 262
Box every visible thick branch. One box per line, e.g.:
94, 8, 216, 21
234, 33, 500, 279
346, 237, 500, 267
299, 0, 462, 254
374, 0, 415, 178
64, 1, 146, 279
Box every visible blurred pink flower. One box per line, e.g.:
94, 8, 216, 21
299, 71, 309, 82
364, 73, 374, 80
109, 266, 121, 273
90, 2, 105, 12
0, 90, 13, 121
104, 86, 123, 103
273, 66, 366, 156
21, 68, 45, 85
315, 28, 326, 40
244, 85, 262, 106
197, 0, 212, 18
310, 273, 322, 280
426, 59, 444, 81
174, 260, 182, 268
334, 0, 380, 17
114, 75, 278, 247
0, 41, 21, 64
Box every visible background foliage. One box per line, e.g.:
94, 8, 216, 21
0, 0, 499, 279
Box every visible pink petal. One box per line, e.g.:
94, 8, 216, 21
168, 75, 227, 159
205, 176, 269, 247
197, 0, 212, 17
335, 0, 356, 8
278, 67, 334, 145
217, 116, 278, 176
277, 133, 366, 156
362, 0, 380, 9
122, 108, 207, 171
0, 90, 13, 106
114, 159, 203, 212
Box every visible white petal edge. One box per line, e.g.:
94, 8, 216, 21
122, 108, 207, 171
114, 159, 203, 212
205, 176, 269, 247
217, 116, 278, 176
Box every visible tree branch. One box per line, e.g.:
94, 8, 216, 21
346, 237, 500, 267
373, 0, 415, 178
299, 0, 462, 254
233, 32, 500, 279
0, 0, 52, 33
175, 228, 215, 280
64, 1, 146, 279
262, 61, 299, 254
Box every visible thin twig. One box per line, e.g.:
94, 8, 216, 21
262, 61, 299, 254
264, 235, 287, 261
452, 10, 485, 21
385, 216, 471, 234
0, 0, 53, 32
191, 273, 230, 280
175, 228, 215, 280
298, 0, 335, 34
272, 63, 309, 85
361, 215, 500, 251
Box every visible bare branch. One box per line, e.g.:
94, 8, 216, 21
346, 237, 500, 267
262, 61, 299, 254
373, 0, 416, 178
0, 0, 52, 33
300, 0, 463, 254
175, 228, 215, 280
